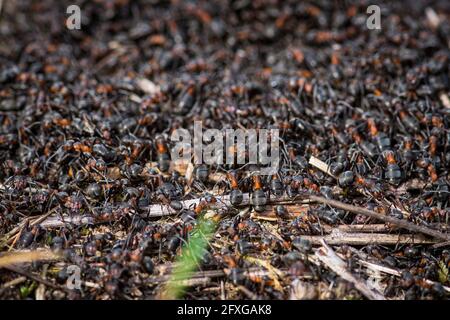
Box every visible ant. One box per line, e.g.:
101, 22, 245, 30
367, 118, 391, 151
227, 170, 244, 207
348, 126, 377, 158
383, 150, 402, 185
251, 175, 267, 212
155, 135, 171, 172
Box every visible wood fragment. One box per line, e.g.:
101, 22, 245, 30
337, 224, 390, 233
302, 231, 436, 246
251, 211, 278, 221
315, 240, 386, 300
440, 93, 450, 109
145, 267, 312, 285
309, 156, 336, 178
35, 264, 49, 300
307, 195, 450, 241
39, 215, 95, 229
220, 280, 226, 300
349, 247, 450, 294
432, 240, 450, 249
1, 276, 27, 289
136, 78, 160, 95
167, 277, 213, 287
358, 260, 400, 277
425, 7, 440, 29
0, 250, 61, 268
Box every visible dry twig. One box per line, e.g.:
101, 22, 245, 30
0, 250, 61, 268
307, 195, 450, 241
303, 230, 436, 246
315, 240, 386, 300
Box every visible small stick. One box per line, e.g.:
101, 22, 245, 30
35, 264, 49, 300
220, 280, 226, 300
1, 276, 27, 289
0, 250, 61, 268
307, 195, 450, 241
432, 240, 450, 249
315, 240, 386, 300
39, 215, 94, 229
309, 156, 336, 178
145, 267, 312, 285
302, 232, 436, 246
440, 93, 450, 109
337, 224, 390, 233
165, 277, 213, 287
358, 260, 400, 277
4, 265, 62, 290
